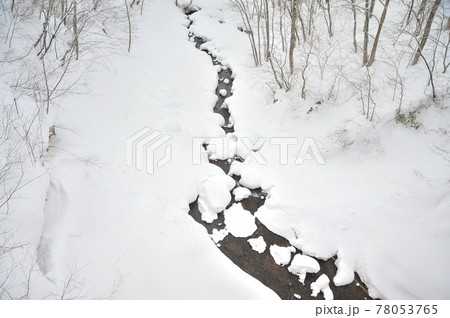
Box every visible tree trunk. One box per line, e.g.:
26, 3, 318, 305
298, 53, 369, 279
363, 0, 370, 65
126, 0, 132, 52
411, 0, 441, 66
367, 0, 391, 66
73, 0, 79, 60
414, 0, 428, 36
405, 0, 415, 26
325, 0, 332, 37
351, 0, 357, 53
369, 0, 375, 18
264, 0, 270, 60
289, 0, 297, 75
298, 4, 306, 43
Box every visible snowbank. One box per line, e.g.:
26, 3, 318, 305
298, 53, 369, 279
198, 174, 235, 223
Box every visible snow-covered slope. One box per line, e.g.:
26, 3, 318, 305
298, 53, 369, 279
190, 0, 450, 299
2, 0, 278, 299
1, 0, 449, 300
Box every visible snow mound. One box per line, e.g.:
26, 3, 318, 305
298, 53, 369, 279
210, 228, 229, 244
219, 89, 227, 97
224, 203, 257, 237
233, 187, 251, 201
333, 256, 355, 286
248, 236, 267, 253
207, 134, 237, 160
311, 274, 334, 300
269, 245, 293, 266
288, 254, 320, 284
198, 175, 235, 223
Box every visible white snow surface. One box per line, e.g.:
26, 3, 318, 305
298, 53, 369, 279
269, 245, 293, 266
311, 274, 334, 300
233, 187, 251, 201
0, 0, 279, 299
224, 203, 257, 238
247, 236, 267, 254
190, 0, 450, 299
288, 254, 321, 284
2, 0, 450, 300
210, 228, 229, 244
198, 174, 235, 223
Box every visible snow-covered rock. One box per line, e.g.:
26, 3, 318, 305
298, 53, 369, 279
198, 175, 235, 223
224, 203, 257, 237
288, 254, 320, 284
233, 187, 251, 201
248, 236, 267, 253
210, 228, 229, 244
311, 274, 334, 300
269, 245, 293, 266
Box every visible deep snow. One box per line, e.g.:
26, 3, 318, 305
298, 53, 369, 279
1, 0, 449, 300
189, 0, 450, 299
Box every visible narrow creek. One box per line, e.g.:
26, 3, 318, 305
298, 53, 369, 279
185, 8, 371, 300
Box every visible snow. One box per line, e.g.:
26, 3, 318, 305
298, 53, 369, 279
294, 293, 301, 299
0, 0, 280, 299
233, 187, 251, 201
2, 0, 450, 300
223, 78, 230, 84
207, 134, 237, 160
311, 274, 334, 300
210, 228, 229, 244
288, 254, 321, 284
197, 174, 235, 223
248, 236, 267, 254
269, 245, 293, 266
191, 0, 450, 299
219, 89, 228, 97
224, 203, 257, 238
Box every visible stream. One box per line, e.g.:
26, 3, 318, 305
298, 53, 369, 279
185, 7, 371, 300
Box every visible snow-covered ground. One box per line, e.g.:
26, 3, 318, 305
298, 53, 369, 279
1, 0, 449, 300
189, 0, 450, 299
1, 0, 278, 299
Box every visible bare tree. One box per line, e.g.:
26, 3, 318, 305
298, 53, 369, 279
125, 0, 132, 52
411, 0, 441, 66
230, 0, 262, 66
351, 0, 357, 53
362, 0, 370, 65
324, 0, 333, 37
442, 17, 450, 73
367, 0, 391, 67
288, 0, 298, 75
73, 0, 79, 60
